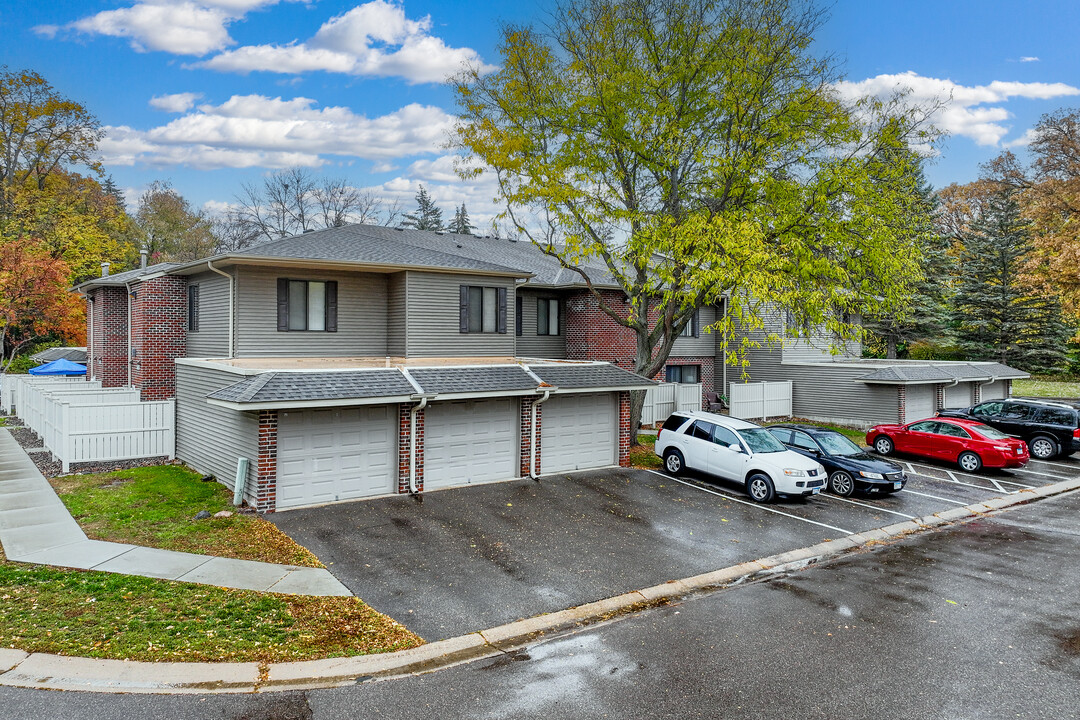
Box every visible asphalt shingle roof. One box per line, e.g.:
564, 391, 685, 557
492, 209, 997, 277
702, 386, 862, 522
31, 347, 87, 364
855, 361, 1029, 384
73, 263, 182, 291
407, 366, 539, 394
530, 363, 656, 389
208, 370, 414, 403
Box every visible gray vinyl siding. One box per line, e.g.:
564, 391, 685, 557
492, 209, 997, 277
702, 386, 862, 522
671, 304, 718, 356
234, 266, 389, 357
175, 364, 258, 502
387, 272, 407, 356
515, 288, 566, 359
406, 271, 517, 357
185, 270, 231, 358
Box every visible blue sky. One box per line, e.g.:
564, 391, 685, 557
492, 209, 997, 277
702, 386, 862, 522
2, 0, 1078, 228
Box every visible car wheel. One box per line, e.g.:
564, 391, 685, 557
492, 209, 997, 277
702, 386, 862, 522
958, 451, 983, 473
1029, 436, 1058, 460
746, 473, 775, 503
663, 449, 685, 476
829, 470, 856, 497
874, 435, 894, 456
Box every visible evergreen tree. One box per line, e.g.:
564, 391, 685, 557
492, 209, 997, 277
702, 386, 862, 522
862, 166, 951, 358
448, 203, 475, 235
401, 185, 444, 231
101, 175, 127, 208
950, 186, 1068, 373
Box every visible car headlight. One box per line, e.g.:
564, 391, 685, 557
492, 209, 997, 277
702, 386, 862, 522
783, 468, 807, 477
859, 471, 884, 480
816, 464, 825, 475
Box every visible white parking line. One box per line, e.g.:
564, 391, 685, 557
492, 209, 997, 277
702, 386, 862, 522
1009, 466, 1074, 480
1025, 459, 1080, 471
819, 494, 918, 519
898, 489, 969, 505
901, 462, 1025, 493
645, 470, 854, 535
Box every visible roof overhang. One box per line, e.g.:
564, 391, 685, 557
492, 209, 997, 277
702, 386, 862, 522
167, 254, 532, 280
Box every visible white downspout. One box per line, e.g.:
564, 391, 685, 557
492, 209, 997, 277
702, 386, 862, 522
87, 295, 94, 381
125, 282, 134, 387
530, 389, 552, 479
410, 396, 429, 494
206, 261, 234, 357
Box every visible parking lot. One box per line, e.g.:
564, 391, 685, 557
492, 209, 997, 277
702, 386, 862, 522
270, 453, 1079, 641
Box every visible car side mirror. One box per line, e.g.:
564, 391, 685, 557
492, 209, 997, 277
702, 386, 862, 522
728, 443, 743, 453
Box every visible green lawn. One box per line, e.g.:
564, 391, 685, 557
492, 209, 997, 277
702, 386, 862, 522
630, 434, 662, 469
1012, 377, 1080, 400
50, 465, 320, 567
0, 545, 421, 662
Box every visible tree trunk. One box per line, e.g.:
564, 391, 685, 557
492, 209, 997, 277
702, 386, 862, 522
629, 388, 646, 436
886, 335, 898, 360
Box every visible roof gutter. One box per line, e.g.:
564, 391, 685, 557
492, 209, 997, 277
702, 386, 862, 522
206, 261, 234, 357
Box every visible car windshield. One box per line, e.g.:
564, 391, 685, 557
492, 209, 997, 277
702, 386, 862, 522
816, 432, 864, 456
738, 428, 787, 453
968, 423, 1012, 440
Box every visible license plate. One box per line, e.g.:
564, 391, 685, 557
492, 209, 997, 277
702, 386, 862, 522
893, 481, 902, 490
1016, 447, 1023, 455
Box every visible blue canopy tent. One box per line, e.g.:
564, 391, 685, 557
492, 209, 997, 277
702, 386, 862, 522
28, 358, 87, 376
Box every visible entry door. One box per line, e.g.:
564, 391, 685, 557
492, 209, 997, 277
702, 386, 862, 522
424, 398, 518, 490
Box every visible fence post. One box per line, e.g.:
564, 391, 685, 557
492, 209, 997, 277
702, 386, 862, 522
761, 381, 767, 422
61, 402, 72, 473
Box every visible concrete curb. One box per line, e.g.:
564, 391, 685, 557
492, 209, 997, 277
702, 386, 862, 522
2, 476, 1077, 695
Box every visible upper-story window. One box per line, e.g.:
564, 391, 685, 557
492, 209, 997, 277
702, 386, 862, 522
537, 298, 560, 335
679, 309, 700, 338
276, 279, 338, 332
459, 285, 507, 334
187, 285, 199, 332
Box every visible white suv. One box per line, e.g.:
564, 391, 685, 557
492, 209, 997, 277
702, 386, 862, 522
655, 411, 827, 503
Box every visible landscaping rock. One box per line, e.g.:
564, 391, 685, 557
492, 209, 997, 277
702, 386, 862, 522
194, 510, 212, 520
200, 475, 215, 482
213, 511, 233, 519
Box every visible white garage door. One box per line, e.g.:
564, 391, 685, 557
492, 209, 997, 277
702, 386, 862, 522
277, 405, 396, 510
424, 398, 518, 490
540, 393, 617, 473
982, 380, 1007, 400
945, 382, 973, 409
905, 385, 935, 422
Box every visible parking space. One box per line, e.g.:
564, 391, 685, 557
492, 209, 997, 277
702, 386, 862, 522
270, 454, 1078, 642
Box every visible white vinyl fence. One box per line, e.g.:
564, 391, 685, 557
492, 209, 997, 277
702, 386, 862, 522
729, 381, 793, 421
2, 375, 174, 472
642, 382, 702, 426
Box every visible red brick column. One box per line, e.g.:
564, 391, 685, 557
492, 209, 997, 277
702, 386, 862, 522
398, 403, 425, 493
897, 385, 907, 424
131, 276, 187, 401
973, 382, 982, 404
89, 287, 130, 387
1006, 379, 1013, 398
256, 410, 278, 513
934, 383, 945, 412
618, 391, 632, 467
520, 397, 542, 477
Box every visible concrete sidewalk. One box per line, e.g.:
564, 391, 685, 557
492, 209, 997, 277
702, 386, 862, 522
0, 428, 350, 596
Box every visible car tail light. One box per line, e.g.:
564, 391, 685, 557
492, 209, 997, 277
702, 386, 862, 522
1073, 427, 1080, 440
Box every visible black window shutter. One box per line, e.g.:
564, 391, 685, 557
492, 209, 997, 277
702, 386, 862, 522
277, 278, 289, 331
325, 281, 338, 332
497, 287, 507, 334
692, 310, 700, 338
515, 296, 522, 337
459, 285, 469, 333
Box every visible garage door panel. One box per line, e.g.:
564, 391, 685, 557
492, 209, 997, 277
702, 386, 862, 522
541, 393, 617, 473
425, 398, 518, 489
906, 385, 935, 422
277, 405, 397, 509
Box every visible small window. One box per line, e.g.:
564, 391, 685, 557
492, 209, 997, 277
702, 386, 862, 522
277, 279, 338, 332
908, 420, 939, 433
187, 285, 199, 332
1036, 408, 1075, 426
768, 427, 793, 445
665, 365, 701, 384
972, 401, 1004, 417
690, 420, 715, 442
713, 425, 739, 447
679, 309, 700, 338
662, 415, 689, 433
1002, 402, 1036, 420
459, 285, 507, 334
537, 298, 560, 335
935, 423, 970, 438
790, 431, 819, 451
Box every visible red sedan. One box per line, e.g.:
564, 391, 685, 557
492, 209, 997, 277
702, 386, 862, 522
866, 417, 1029, 472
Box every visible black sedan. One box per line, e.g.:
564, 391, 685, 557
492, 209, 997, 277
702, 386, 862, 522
767, 424, 907, 496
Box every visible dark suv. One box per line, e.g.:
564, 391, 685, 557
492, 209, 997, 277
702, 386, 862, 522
937, 398, 1080, 460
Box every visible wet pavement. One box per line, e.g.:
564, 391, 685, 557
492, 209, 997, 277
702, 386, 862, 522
270, 453, 1080, 640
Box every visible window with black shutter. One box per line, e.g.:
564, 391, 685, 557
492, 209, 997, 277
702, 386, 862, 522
459, 285, 508, 334
187, 285, 199, 332
276, 279, 338, 332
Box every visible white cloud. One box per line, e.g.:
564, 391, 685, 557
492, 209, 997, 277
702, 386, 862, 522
1020, 56, 1040, 63
1004, 127, 1040, 148
100, 94, 457, 169
202, 199, 238, 215
834, 71, 1080, 146
194, 0, 497, 84
149, 92, 204, 112
35, 0, 296, 56
369, 153, 504, 228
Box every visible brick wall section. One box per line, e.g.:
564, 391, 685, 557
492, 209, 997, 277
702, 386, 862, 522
255, 410, 278, 513
897, 385, 907, 424
663, 356, 715, 404
618, 391, 632, 467
131, 276, 187, 401
87, 287, 129, 387
934, 383, 945, 411
398, 403, 425, 493
520, 396, 542, 477
1005, 379, 1013, 397
973, 382, 982, 404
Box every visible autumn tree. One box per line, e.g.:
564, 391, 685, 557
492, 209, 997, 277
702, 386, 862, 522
0, 67, 103, 210
0, 237, 84, 371
401, 185, 444, 231
134, 181, 216, 262
453, 0, 937, 428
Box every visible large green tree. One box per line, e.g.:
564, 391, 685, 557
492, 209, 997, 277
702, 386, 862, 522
950, 185, 1069, 373
135, 181, 216, 262
401, 185, 445, 231
453, 0, 936, 428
